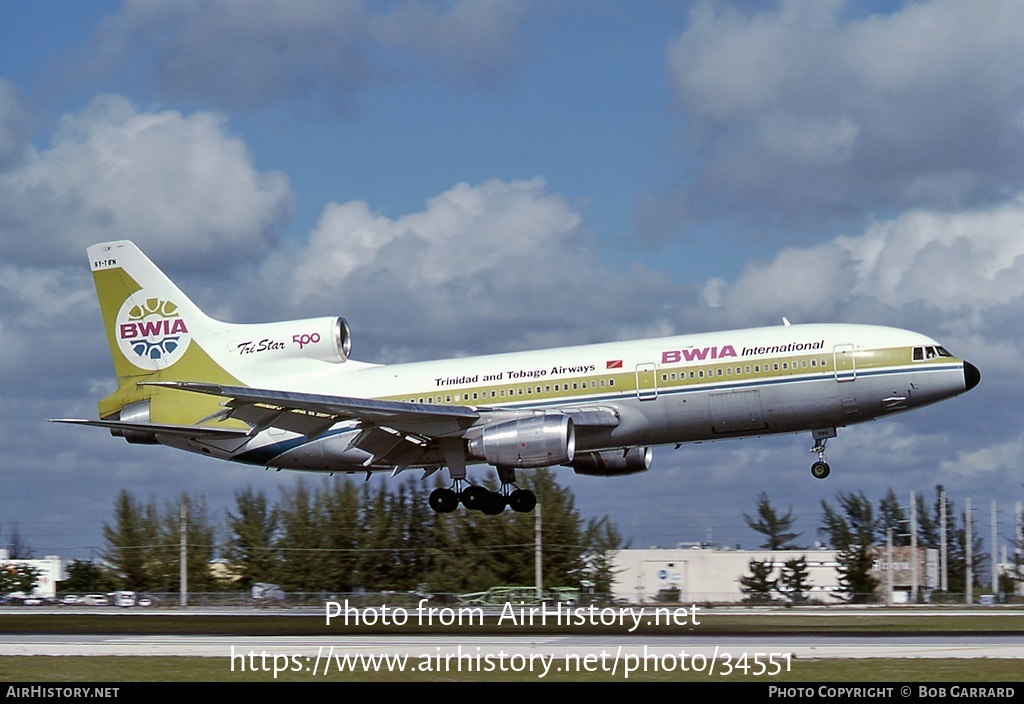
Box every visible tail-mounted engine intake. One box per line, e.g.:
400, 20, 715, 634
569, 446, 652, 476
110, 399, 158, 445
228, 316, 352, 363
468, 415, 575, 468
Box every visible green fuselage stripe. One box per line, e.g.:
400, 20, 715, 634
380, 346, 950, 408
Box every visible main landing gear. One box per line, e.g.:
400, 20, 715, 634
427, 467, 538, 515
809, 427, 836, 479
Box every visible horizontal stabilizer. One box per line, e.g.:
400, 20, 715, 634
50, 418, 251, 439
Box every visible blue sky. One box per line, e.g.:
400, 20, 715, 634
1, 0, 1022, 564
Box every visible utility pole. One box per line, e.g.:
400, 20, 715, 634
940, 488, 948, 592
180, 503, 188, 608
991, 500, 998, 596
534, 503, 543, 602
910, 490, 918, 604
1017, 502, 1023, 597
966, 497, 972, 605
886, 528, 894, 606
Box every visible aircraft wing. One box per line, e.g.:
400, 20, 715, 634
58, 380, 623, 473
143, 381, 483, 439
144, 381, 621, 439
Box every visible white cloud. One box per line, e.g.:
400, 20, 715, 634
247, 178, 680, 360
939, 434, 1024, 480
0, 78, 31, 167
664, 0, 1024, 229
703, 242, 856, 322
760, 115, 859, 166
0, 263, 105, 395
91, 0, 532, 111
840, 196, 1024, 311
288, 178, 583, 301
376, 0, 531, 83
698, 194, 1024, 337
670, 0, 843, 121
0, 95, 292, 265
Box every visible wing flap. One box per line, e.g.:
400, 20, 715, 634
226, 403, 338, 438
348, 426, 429, 469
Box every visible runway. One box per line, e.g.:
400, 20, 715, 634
3, 606, 1023, 665
2, 633, 1023, 659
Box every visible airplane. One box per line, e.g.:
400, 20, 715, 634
55, 240, 981, 515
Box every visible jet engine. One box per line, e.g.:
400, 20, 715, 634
110, 399, 158, 444
568, 446, 652, 476
468, 415, 575, 468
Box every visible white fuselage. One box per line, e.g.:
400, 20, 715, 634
173, 322, 971, 474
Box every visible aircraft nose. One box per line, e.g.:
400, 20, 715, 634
963, 361, 981, 391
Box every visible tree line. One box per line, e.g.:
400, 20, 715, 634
66, 470, 626, 596
741, 485, 1015, 602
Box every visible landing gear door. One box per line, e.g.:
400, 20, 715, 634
833, 344, 856, 382
635, 363, 658, 401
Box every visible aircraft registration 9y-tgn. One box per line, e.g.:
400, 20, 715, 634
55, 241, 980, 515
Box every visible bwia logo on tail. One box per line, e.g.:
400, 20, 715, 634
56, 240, 979, 516
116, 297, 191, 368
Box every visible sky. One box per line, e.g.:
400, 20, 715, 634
1, 0, 1022, 565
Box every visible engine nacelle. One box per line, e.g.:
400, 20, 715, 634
226, 316, 352, 363
569, 447, 652, 476
468, 415, 575, 468
110, 400, 158, 445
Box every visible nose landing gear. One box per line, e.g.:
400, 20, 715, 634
809, 427, 836, 480
811, 460, 831, 479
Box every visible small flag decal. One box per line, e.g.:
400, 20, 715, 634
606, 359, 623, 369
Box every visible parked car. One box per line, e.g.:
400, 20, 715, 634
109, 591, 136, 607
80, 594, 108, 606
2, 594, 44, 606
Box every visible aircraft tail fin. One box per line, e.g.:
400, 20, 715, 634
87, 241, 241, 425
87, 241, 356, 430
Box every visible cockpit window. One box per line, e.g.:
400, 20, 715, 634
913, 345, 953, 361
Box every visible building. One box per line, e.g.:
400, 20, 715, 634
0, 549, 64, 599
610, 545, 939, 604
869, 545, 938, 603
